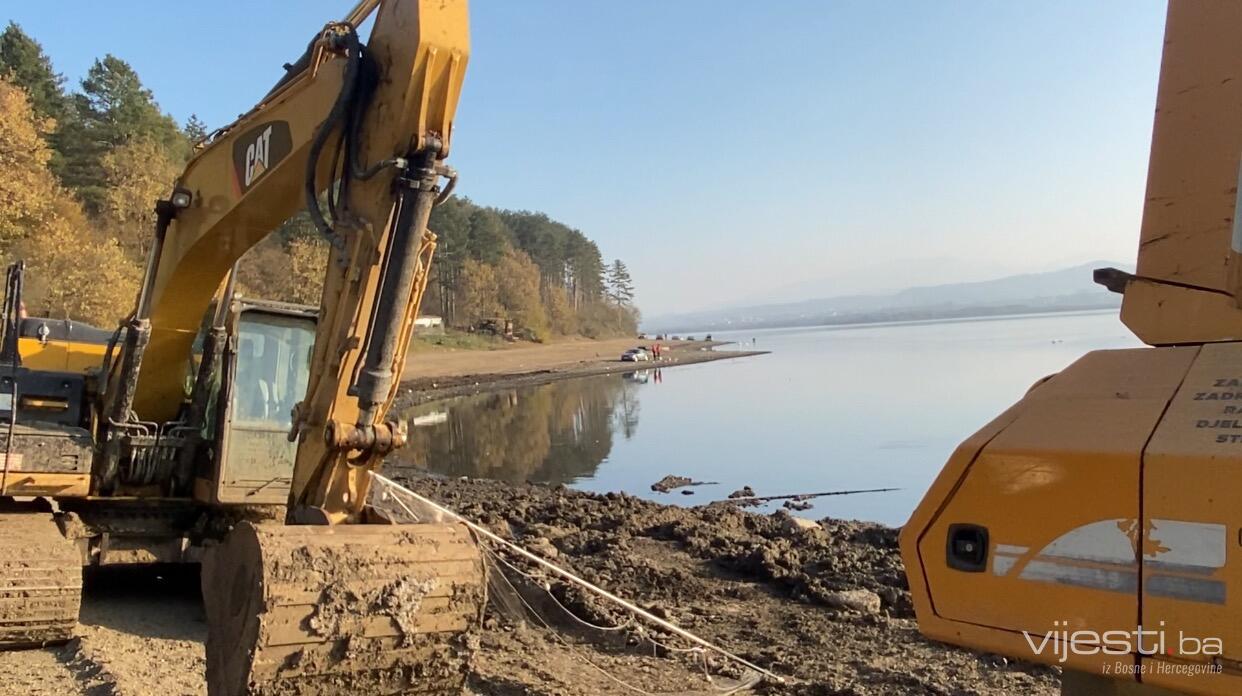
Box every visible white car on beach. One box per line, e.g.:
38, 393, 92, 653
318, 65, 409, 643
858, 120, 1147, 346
620, 347, 651, 362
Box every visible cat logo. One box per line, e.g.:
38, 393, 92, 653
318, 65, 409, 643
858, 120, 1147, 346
244, 126, 273, 186
231, 121, 293, 195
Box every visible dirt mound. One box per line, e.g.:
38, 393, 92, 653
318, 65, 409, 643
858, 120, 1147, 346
401, 475, 1060, 695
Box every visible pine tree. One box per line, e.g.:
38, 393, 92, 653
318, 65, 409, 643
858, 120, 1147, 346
183, 113, 208, 143
606, 259, 634, 306
466, 208, 508, 264
57, 55, 188, 210
0, 23, 68, 123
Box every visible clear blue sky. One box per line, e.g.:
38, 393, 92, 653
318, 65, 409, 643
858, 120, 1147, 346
7, 1, 1166, 316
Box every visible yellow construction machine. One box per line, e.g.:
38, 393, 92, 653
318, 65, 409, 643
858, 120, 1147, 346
0, 1, 485, 694
903, 2, 1242, 694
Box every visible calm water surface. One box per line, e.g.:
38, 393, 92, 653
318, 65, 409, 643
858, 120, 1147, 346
392, 310, 1141, 526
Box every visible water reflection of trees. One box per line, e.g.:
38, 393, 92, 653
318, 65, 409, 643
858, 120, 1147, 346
395, 371, 651, 485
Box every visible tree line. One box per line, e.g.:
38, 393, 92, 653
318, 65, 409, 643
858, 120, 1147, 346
426, 197, 637, 339
0, 21, 638, 340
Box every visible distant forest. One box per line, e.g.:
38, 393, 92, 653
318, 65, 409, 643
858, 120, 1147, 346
0, 22, 638, 339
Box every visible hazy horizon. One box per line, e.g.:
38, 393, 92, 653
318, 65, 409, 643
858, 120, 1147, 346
660, 257, 1132, 318
6, 1, 1166, 315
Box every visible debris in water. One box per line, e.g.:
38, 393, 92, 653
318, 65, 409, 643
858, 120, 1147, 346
728, 486, 756, 499
649, 474, 717, 493
719, 486, 899, 506
783, 499, 814, 511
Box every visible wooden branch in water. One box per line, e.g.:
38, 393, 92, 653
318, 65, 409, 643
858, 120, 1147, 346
719, 487, 899, 505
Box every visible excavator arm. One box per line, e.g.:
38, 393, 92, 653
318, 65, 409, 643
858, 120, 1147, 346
108, 0, 465, 518
95, 2, 486, 693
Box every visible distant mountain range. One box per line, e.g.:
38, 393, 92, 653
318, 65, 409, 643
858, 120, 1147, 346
644, 261, 1131, 333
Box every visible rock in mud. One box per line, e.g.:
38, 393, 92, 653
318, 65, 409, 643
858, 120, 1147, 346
782, 499, 814, 511
821, 588, 882, 614
775, 510, 821, 533
525, 536, 559, 559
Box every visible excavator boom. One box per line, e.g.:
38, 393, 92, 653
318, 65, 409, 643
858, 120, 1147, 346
1112, 1, 1242, 345
94, 1, 485, 693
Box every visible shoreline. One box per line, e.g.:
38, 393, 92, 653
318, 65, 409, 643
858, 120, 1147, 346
397, 340, 767, 406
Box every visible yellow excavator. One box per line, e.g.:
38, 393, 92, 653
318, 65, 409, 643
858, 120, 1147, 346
0, 1, 484, 694
903, 2, 1242, 694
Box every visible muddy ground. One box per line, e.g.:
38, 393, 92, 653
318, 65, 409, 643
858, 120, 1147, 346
0, 476, 1058, 695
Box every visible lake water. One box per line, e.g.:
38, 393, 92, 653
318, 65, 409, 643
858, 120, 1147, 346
391, 310, 1141, 526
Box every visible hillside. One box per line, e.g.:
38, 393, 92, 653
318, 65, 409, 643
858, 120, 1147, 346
646, 261, 1130, 332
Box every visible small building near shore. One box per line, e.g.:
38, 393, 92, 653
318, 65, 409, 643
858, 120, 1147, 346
415, 315, 444, 334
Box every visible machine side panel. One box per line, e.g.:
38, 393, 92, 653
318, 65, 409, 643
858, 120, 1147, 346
1141, 342, 1242, 692
904, 347, 1196, 675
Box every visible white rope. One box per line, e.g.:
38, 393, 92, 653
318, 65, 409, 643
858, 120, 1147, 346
370, 472, 785, 685
488, 547, 659, 695
490, 548, 635, 633
486, 546, 760, 696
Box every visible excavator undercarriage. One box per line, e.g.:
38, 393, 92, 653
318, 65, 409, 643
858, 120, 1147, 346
0, 508, 80, 648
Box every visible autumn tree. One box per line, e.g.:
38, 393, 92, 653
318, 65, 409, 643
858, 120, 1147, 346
577, 301, 639, 339
496, 248, 549, 339
19, 199, 139, 325
235, 214, 328, 306
99, 137, 181, 260
543, 283, 576, 335
0, 77, 137, 325
455, 259, 501, 327
0, 76, 60, 251
285, 236, 328, 305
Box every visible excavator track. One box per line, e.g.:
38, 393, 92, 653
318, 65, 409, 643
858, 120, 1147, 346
202, 521, 486, 696
0, 511, 82, 647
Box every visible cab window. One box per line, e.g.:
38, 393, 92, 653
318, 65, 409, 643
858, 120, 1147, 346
231, 312, 315, 429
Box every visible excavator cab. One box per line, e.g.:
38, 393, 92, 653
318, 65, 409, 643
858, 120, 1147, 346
194, 298, 317, 506
0, 263, 320, 505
